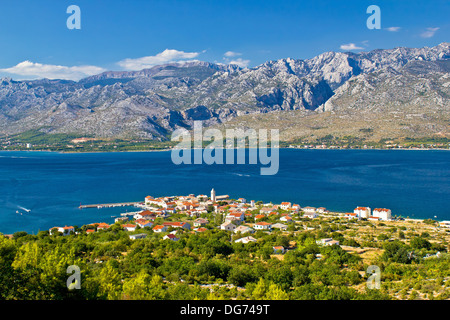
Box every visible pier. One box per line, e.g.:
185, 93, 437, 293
79, 202, 142, 209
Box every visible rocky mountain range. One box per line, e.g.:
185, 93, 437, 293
0, 42, 449, 141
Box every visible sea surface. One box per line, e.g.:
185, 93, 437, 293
0, 149, 448, 234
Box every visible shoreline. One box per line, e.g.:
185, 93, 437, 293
1, 146, 449, 154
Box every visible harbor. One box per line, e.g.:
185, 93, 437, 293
79, 202, 142, 209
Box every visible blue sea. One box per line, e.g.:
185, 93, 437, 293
0, 149, 448, 234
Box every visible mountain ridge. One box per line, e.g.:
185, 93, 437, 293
0, 43, 449, 141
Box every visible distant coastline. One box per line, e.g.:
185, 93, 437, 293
2, 146, 449, 154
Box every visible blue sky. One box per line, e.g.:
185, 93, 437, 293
0, 0, 448, 80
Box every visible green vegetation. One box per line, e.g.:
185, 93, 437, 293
1, 208, 449, 300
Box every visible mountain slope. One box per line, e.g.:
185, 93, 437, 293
0, 43, 449, 140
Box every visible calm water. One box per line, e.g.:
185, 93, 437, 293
0, 149, 448, 234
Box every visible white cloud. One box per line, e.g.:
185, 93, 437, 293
117, 49, 202, 70
0, 60, 106, 81
340, 43, 364, 51
228, 58, 250, 68
386, 26, 401, 32
420, 27, 439, 38
224, 51, 242, 57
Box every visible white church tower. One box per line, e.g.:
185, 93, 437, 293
211, 188, 216, 203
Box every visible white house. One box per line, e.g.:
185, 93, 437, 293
234, 236, 257, 244
122, 224, 137, 232
234, 225, 254, 234
439, 221, 450, 228
372, 208, 392, 221
303, 212, 318, 219
254, 222, 272, 231
272, 223, 288, 231
193, 218, 209, 227
303, 207, 316, 214
280, 215, 293, 223
280, 202, 291, 210
317, 238, 340, 246
226, 212, 245, 222
354, 207, 371, 218
129, 233, 147, 240
152, 225, 168, 233
163, 222, 191, 230
136, 219, 153, 228
344, 212, 360, 220
220, 221, 236, 231
50, 226, 74, 236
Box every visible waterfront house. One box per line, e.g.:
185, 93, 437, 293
134, 210, 156, 220
260, 207, 272, 214
49, 226, 74, 236
144, 196, 154, 205
91, 222, 110, 230
303, 207, 316, 214
354, 207, 371, 219
303, 212, 318, 219
146, 198, 168, 209
439, 221, 450, 228
316, 207, 327, 214
344, 212, 360, 220
280, 202, 291, 210
373, 208, 392, 221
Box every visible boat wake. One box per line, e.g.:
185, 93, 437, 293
231, 173, 250, 177
17, 205, 31, 212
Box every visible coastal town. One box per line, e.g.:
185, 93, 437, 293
49, 188, 450, 251
2, 188, 449, 301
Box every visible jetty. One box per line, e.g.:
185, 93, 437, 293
79, 202, 142, 209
